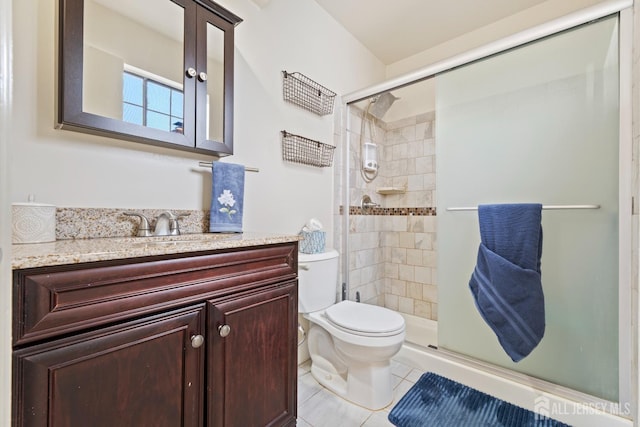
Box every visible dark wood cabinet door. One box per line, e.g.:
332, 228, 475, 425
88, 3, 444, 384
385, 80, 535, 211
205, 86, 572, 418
13, 305, 205, 427
208, 282, 297, 427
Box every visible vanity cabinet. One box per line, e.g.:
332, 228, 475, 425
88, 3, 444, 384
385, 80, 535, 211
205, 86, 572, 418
12, 243, 298, 427
58, 0, 242, 156
209, 283, 297, 427
13, 305, 206, 426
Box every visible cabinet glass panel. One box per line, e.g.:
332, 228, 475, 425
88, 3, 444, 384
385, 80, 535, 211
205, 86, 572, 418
206, 21, 225, 143
82, 0, 185, 133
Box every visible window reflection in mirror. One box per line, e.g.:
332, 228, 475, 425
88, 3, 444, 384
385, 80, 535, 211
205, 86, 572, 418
82, 0, 185, 134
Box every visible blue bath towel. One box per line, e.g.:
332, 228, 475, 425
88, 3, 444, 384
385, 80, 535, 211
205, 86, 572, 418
468, 204, 545, 362
209, 162, 244, 233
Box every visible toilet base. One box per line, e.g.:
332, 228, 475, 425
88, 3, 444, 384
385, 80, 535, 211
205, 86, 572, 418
309, 355, 394, 410
303, 306, 405, 411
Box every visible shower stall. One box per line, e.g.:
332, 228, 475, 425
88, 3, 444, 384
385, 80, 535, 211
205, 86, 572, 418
337, 2, 634, 424
342, 77, 437, 313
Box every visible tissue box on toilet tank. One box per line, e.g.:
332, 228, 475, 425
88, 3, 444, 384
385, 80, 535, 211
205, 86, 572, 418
299, 230, 325, 254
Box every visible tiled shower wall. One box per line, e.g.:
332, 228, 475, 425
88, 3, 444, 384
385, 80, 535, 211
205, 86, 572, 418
340, 106, 438, 320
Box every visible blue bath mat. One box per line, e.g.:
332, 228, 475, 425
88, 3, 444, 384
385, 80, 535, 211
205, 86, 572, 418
388, 372, 570, 427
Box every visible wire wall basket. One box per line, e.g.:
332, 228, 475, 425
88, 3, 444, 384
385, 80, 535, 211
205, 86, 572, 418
282, 71, 336, 116
281, 131, 335, 168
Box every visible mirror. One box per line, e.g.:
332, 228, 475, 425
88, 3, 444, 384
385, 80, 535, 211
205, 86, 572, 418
59, 0, 241, 155
206, 21, 225, 143
84, 0, 186, 131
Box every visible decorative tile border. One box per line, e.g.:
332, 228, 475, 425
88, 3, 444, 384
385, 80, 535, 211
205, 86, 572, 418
340, 206, 437, 216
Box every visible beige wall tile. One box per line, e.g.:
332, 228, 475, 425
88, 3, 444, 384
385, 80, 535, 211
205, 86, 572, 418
415, 156, 434, 174
408, 174, 424, 191
414, 266, 431, 284
385, 294, 399, 310
385, 262, 399, 279
407, 282, 423, 299
407, 248, 422, 266
423, 284, 438, 303
407, 216, 424, 232
415, 233, 433, 250
398, 297, 415, 314
391, 247, 407, 264
399, 232, 415, 248
398, 264, 415, 281
414, 300, 432, 319
423, 250, 437, 268
423, 216, 437, 233
389, 279, 407, 297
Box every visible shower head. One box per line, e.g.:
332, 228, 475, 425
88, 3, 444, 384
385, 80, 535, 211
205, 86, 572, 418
368, 92, 399, 119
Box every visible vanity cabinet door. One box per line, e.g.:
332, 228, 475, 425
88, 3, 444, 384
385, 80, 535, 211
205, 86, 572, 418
13, 305, 205, 427
208, 281, 298, 427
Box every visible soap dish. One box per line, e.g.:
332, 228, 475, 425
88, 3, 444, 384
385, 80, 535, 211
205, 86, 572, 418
376, 187, 406, 195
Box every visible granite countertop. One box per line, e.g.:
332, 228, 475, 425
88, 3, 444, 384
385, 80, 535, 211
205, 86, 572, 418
12, 233, 301, 270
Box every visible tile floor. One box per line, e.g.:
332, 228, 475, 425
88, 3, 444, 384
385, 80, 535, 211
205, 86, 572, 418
297, 359, 424, 427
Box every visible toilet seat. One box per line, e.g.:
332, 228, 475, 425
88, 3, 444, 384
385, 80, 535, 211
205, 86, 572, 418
325, 301, 405, 337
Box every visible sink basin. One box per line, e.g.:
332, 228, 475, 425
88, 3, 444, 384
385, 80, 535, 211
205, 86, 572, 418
138, 240, 196, 246
130, 233, 239, 248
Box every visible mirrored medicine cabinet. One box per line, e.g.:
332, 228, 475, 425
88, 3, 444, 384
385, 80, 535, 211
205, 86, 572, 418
58, 0, 242, 156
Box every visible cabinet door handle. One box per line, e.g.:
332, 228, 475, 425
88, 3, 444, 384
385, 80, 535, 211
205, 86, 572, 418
198, 72, 208, 82
191, 334, 205, 348
218, 324, 231, 337
186, 67, 197, 78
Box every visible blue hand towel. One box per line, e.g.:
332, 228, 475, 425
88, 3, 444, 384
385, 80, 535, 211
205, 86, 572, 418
468, 203, 545, 362
209, 162, 244, 233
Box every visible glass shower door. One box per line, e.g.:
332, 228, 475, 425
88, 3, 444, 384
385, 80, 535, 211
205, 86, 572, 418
436, 16, 619, 400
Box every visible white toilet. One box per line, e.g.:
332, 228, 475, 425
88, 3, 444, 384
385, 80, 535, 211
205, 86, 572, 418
298, 249, 406, 410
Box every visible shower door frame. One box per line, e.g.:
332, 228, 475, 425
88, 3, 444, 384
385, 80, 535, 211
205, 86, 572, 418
341, 0, 634, 417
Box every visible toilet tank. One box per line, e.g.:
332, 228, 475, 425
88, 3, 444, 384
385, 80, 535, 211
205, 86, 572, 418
298, 249, 339, 314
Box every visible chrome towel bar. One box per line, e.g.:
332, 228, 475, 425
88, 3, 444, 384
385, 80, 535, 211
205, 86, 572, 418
198, 161, 259, 173
446, 204, 600, 211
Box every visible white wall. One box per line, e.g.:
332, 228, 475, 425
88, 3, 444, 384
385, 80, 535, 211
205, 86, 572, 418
10, 0, 385, 249
0, 0, 11, 423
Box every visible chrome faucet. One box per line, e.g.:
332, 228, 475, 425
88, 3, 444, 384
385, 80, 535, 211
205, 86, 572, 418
361, 195, 380, 211
153, 211, 181, 236
124, 211, 184, 237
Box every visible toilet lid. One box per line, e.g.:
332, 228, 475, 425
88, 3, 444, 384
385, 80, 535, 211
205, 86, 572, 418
325, 301, 405, 335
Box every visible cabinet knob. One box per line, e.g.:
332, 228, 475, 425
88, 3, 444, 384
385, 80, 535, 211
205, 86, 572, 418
198, 72, 208, 82
186, 67, 197, 78
190, 334, 205, 348
218, 324, 231, 337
